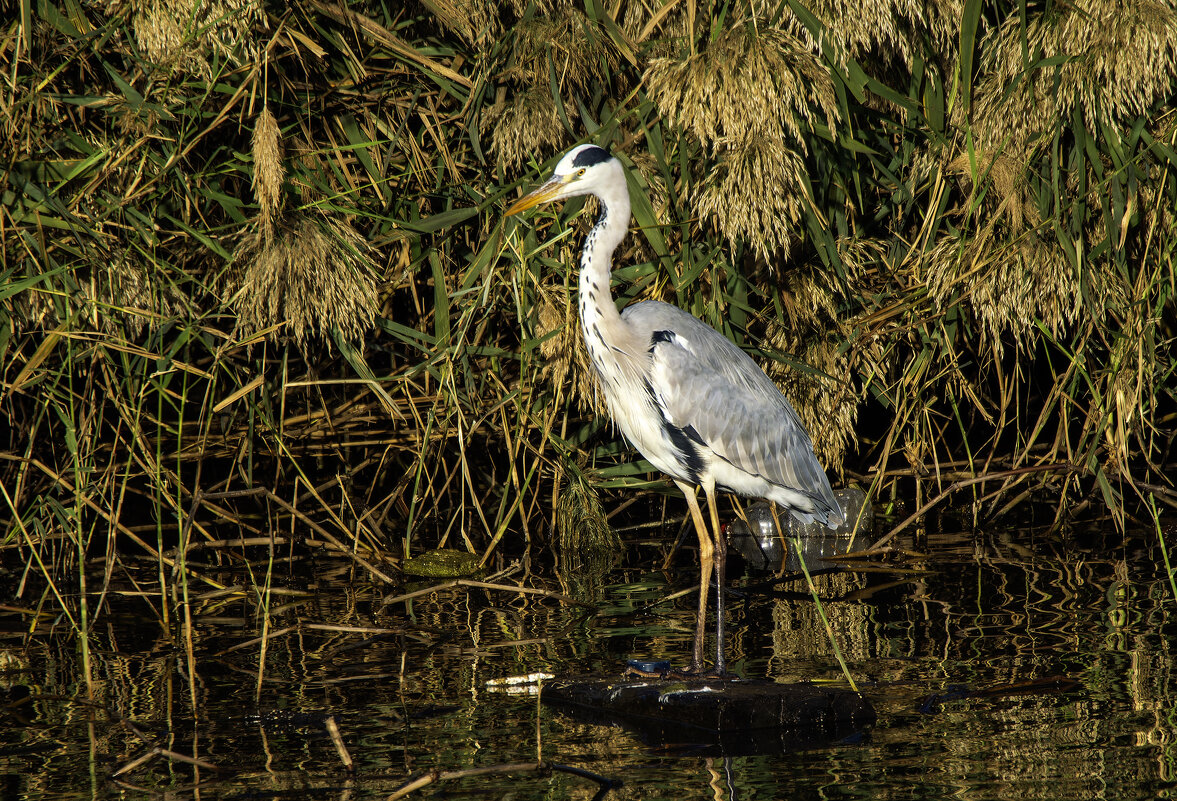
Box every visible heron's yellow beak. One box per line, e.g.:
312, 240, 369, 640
505, 176, 568, 216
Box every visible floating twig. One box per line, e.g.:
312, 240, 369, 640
324, 715, 353, 771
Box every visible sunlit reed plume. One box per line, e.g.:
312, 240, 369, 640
10, 257, 186, 336
922, 234, 1129, 353
798, 0, 961, 70
692, 132, 807, 262
437, 0, 564, 42
487, 8, 621, 165
533, 282, 606, 417
947, 151, 1039, 233
126, 0, 264, 75
91, 258, 187, 335
645, 24, 837, 151
765, 266, 863, 470
252, 107, 284, 242
485, 85, 566, 169
645, 23, 838, 261
972, 0, 1177, 159
227, 214, 379, 347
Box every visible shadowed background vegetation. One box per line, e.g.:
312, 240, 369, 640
3, 0, 1176, 636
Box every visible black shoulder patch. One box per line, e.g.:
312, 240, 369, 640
650, 330, 675, 345
572, 145, 612, 168
680, 424, 706, 446
643, 377, 706, 485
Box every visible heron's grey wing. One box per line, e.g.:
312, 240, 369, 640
623, 301, 837, 513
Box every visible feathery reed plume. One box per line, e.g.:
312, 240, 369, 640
127, 0, 263, 75
7, 257, 186, 336
226, 213, 380, 347
484, 85, 566, 169
972, 0, 1177, 159
645, 24, 838, 151
693, 132, 807, 262
765, 267, 860, 470
796, 0, 961, 71
486, 8, 621, 164
90, 257, 188, 335
769, 335, 856, 472
923, 234, 1130, 352
947, 151, 1040, 233
425, 0, 485, 43
509, 8, 621, 92
252, 107, 284, 243
646, 22, 838, 260
533, 282, 606, 416
435, 0, 564, 42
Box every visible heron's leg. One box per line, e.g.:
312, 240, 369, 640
675, 480, 712, 673
703, 483, 727, 676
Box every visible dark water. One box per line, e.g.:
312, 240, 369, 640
2, 515, 1175, 799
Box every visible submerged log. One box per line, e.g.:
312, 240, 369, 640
542, 675, 875, 755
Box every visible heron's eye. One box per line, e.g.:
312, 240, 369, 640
576, 168, 586, 178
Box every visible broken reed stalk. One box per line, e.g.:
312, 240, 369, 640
872, 462, 1083, 549
324, 716, 354, 771
788, 535, 860, 693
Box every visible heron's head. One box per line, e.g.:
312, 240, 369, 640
505, 144, 623, 216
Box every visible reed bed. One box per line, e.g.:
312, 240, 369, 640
2, 0, 1176, 686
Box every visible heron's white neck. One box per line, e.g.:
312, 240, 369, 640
577, 175, 631, 337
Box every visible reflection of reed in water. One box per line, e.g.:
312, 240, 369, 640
553, 467, 620, 604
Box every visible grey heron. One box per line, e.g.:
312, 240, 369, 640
506, 144, 842, 676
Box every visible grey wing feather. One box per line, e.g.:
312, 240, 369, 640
622, 301, 838, 516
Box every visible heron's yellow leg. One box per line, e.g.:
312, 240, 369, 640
703, 482, 728, 675
676, 480, 712, 673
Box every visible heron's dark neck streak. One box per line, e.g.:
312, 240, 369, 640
578, 196, 625, 372
574, 161, 632, 397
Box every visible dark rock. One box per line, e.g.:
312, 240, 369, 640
542, 675, 874, 755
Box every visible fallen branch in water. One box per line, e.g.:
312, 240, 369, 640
112, 746, 220, 778
871, 462, 1079, 549
380, 579, 595, 609
386, 761, 620, 800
